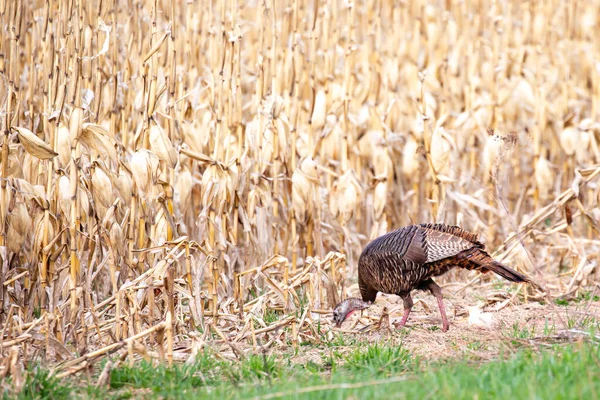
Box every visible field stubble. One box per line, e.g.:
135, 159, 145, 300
1, 0, 600, 392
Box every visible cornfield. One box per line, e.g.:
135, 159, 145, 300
1, 0, 600, 385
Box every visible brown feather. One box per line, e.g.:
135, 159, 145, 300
481, 261, 530, 282
335, 223, 534, 332
353, 223, 532, 320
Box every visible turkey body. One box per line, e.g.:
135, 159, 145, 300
349, 223, 530, 331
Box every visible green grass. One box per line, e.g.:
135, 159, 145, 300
554, 289, 600, 306
511, 321, 536, 339
3, 340, 599, 400
2, 368, 73, 400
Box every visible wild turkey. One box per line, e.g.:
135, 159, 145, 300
332, 223, 532, 332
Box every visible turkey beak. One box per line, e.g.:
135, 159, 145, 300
335, 319, 343, 328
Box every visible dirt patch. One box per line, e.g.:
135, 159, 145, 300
284, 286, 599, 366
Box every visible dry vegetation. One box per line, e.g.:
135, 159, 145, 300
1, 0, 600, 389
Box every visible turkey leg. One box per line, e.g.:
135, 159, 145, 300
393, 294, 413, 329
424, 279, 449, 332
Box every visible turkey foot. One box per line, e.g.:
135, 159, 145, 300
423, 279, 449, 332
393, 294, 413, 330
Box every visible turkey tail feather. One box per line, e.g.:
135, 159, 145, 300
482, 261, 530, 282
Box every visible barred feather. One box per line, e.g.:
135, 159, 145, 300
357, 223, 529, 301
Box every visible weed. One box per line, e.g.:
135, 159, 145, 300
511, 322, 535, 339
544, 318, 556, 336
344, 343, 411, 375
467, 341, 484, 351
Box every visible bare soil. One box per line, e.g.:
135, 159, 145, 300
286, 284, 599, 366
